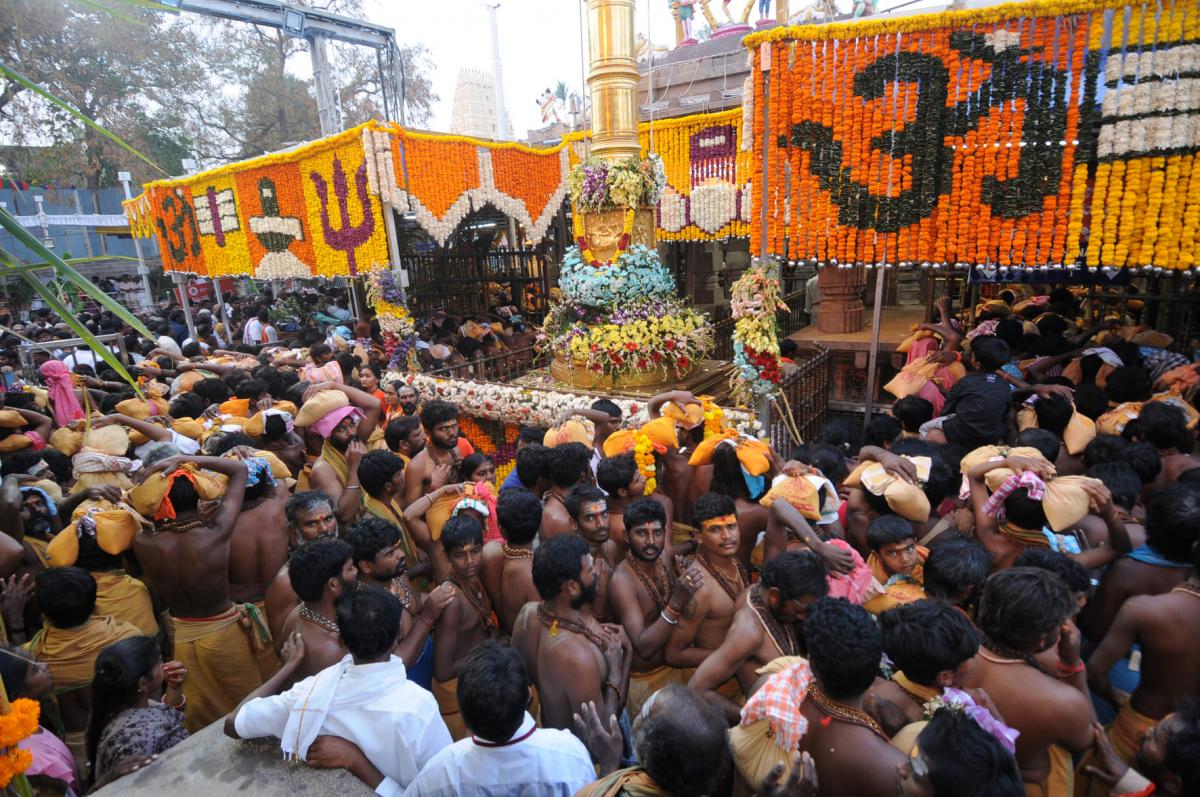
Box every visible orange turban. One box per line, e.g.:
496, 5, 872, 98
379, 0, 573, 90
687, 429, 772, 476
602, 416, 678, 458
128, 464, 226, 522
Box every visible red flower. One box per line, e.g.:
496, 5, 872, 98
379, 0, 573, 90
677, 356, 691, 369
625, 341, 637, 351
629, 403, 639, 413
576, 237, 587, 248
664, 339, 676, 350
637, 359, 648, 369
618, 233, 630, 249
592, 364, 603, 372
651, 352, 662, 363
610, 352, 624, 365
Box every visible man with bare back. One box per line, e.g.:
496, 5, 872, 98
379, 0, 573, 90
480, 487, 542, 633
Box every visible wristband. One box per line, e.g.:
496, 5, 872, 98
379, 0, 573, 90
416, 614, 434, 630
1057, 659, 1085, 676
659, 609, 678, 626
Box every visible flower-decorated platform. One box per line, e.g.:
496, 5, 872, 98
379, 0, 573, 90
512, 358, 738, 403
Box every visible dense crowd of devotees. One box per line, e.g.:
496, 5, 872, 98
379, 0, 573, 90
0, 285, 1197, 797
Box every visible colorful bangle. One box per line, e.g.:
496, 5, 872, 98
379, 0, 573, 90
1057, 660, 1085, 676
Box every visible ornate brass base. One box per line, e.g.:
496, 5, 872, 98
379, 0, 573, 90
518, 358, 736, 403
579, 207, 656, 261
550, 354, 696, 389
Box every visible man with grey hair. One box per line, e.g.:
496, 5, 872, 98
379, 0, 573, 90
263, 491, 339, 642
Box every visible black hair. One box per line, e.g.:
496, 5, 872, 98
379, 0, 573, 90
633, 684, 730, 797
565, 484, 607, 521
624, 497, 667, 534
0, 645, 37, 699
971, 336, 1011, 371
867, 514, 918, 550
0, 450, 43, 479
692, 492, 737, 529
36, 566, 96, 627
1124, 441, 1163, 485
923, 536, 991, 604
1072, 384, 1109, 420
892, 396, 935, 434
1033, 395, 1074, 438
803, 598, 882, 699
192, 377, 232, 405
590, 398, 621, 420
532, 534, 589, 600
1083, 435, 1128, 468
1138, 401, 1194, 453
252, 365, 286, 399
169, 391, 209, 420
497, 488, 542, 545
309, 342, 332, 361
1004, 486, 1049, 531
208, 431, 257, 456
86, 636, 161, 779
994, 318, 1025, 351
1145, 483, 1200, 564
596, 454, 639, 496
863, 414, 903, 448
75, 529, 125, 572
419, 399, 458, 432
514, 443, 551, 490
548, 442, 592, 488
1013, 548, 1092, 594
977, 568, 1075, 655
234, 378, 268, 401
344, 517, 401, 569
1106, 366, 1153, 403
706, 442, 752, 501
1085, 462, 1140, 510
356, 449, 404, 497
285, 490, 335, 528
1161, 699, 1200, 795
806, 444, 849, 485
1180, 467, 1200, 486
39, 448, 72, 485
517, 426, 545, 445
918, 708, 1025, 797
384, 416, 423, 452
457, 640, 529, 742
336, 587, 401, 661
287, 538, 353, 601
880, 600, 980, 686
760, 550, 829, 602
441, 514, 483, 553
1016, 428, 1061, 463
460, 453, 493, 481
815, 421, 855, 457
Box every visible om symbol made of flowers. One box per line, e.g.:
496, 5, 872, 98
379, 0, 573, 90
780, 30, 1071, 233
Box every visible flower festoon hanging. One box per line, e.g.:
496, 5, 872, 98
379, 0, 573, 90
365, 268, 420, 373
729, 258, 788, 406
743, 0, 1200, 272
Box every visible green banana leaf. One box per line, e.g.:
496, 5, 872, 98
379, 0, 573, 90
0, 208, 155, 340
0, 61, 166, 176
0, 247, 145, 391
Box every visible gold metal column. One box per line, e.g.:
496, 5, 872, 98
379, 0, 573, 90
587, 0, 640, 162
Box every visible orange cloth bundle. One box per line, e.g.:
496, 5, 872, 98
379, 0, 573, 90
602, 416, 679, 458
687, 429, 772, 476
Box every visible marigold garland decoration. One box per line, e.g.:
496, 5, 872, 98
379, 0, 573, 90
365, 268, 420, 373
744, 0, 1200, 272
729, 258, 788, 406
0, 697, 38, 788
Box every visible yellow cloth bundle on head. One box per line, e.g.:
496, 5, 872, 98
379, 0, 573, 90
883, 357, 940, 399
602, 416, 679, 458
172, 417, 205, 440
687, 429, 772, 476
1016, 404, 1097, 456
46, 508, 142, 567
1097, 403, 1143, 436
542, 419, 592, 449
82, 426, 131, 457
128, 463, 227, 521
294, 390, 349, 429
661, 400, 705, 430
116, 397, 167, 420
843, 457, 933, 522
219, 397, 251, 418
760, 475, 822, 521
0, 410, 26, 428
895, 327, 936, 354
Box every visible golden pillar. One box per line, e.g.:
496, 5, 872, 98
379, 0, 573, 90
587, 0, 640, 162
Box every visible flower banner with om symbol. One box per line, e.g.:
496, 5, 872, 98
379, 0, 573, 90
744, 0, 1200, 270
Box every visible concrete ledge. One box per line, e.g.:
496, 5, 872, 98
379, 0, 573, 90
92, 722, 376, 796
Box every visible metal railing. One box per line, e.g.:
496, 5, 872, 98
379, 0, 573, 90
422, 345, 538, 382
765, 342, 830, 453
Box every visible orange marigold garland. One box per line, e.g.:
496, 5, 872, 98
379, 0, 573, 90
0, 697, 38, 790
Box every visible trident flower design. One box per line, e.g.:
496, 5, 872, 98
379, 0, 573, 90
310, 155, 376, 275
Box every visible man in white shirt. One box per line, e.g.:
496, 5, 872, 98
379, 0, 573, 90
305, 640, 596, 797
225, 588, 451, 795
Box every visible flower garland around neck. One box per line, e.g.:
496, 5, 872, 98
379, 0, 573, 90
572, 207, 636, 269
633, 430, 659, 496
702, 397, 727, 438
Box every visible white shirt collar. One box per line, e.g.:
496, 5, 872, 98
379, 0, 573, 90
471, 711, 536, 747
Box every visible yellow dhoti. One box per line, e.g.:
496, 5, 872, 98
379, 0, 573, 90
1024, 744, 1073, 797
432, 677, 468, 741
166, 604, 269, 732
93, 570, 159, 636
730, 718, 788, 797
1074, 704, 1157, 797
627, 666, 689, 721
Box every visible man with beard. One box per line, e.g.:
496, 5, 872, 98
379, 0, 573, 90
128, 454, 258, 732
433, 516, 497, 740
480, 487, 542, 633
512, 534, 632, 742
344, 517, 453, 690
278, 538, 357, 681
383, 415, 425, 465
264, 491, 339, 643
395, 384, 420, 417
299, 382, 381, 525
0, 475, 55, 573
665, 494, 748, 679
566, 485, 617, 622
609, 497, 705, 720
690, 550, 829, 722
1082, 700, 1200, 797
403, 400, 464, 579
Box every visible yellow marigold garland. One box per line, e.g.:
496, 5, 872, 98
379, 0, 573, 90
632, 431, 657, 495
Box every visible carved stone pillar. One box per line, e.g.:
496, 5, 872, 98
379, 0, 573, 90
816, 267, 866, 334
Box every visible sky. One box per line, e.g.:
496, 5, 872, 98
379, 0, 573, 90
366, 0, 949, 139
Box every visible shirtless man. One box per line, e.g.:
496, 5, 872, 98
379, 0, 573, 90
1073, 462, 1146, 570
305, 382, 382, 525
665, 494, 748, 676
1084, 483, 1200, 777
512, 534, 632, 744
796, 598, 905, 796
278, 538, 356, 681
1138, 402, 1200, 489
565, 485, 618, 622
383, 415, 425, 463
1080, 483, 1197, 644
646, 391, 701, 524
130, 454, 256, 732
609, 497, 704, 719
596, 454, 646, 562
263, 491, 338, 642
401, 400, 461, 578
690, 550, 828, 722
540, 443, 593, 540
965, 568, 1095, 793
480, 487, 542, 633
221, 452, 290, 608
344, 517, 453, 679
433, 516, 498, 740
686, 443, 770, 571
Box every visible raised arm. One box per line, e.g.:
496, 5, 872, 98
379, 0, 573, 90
92, 413, 172, 444
0, 475, 26, 543
147, 454, 248, 541
768, 500, 854, 574
9, 408, 51, 442
303, 382, 381, 442
688, 612, 762, 723
647, 390, 699, 420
